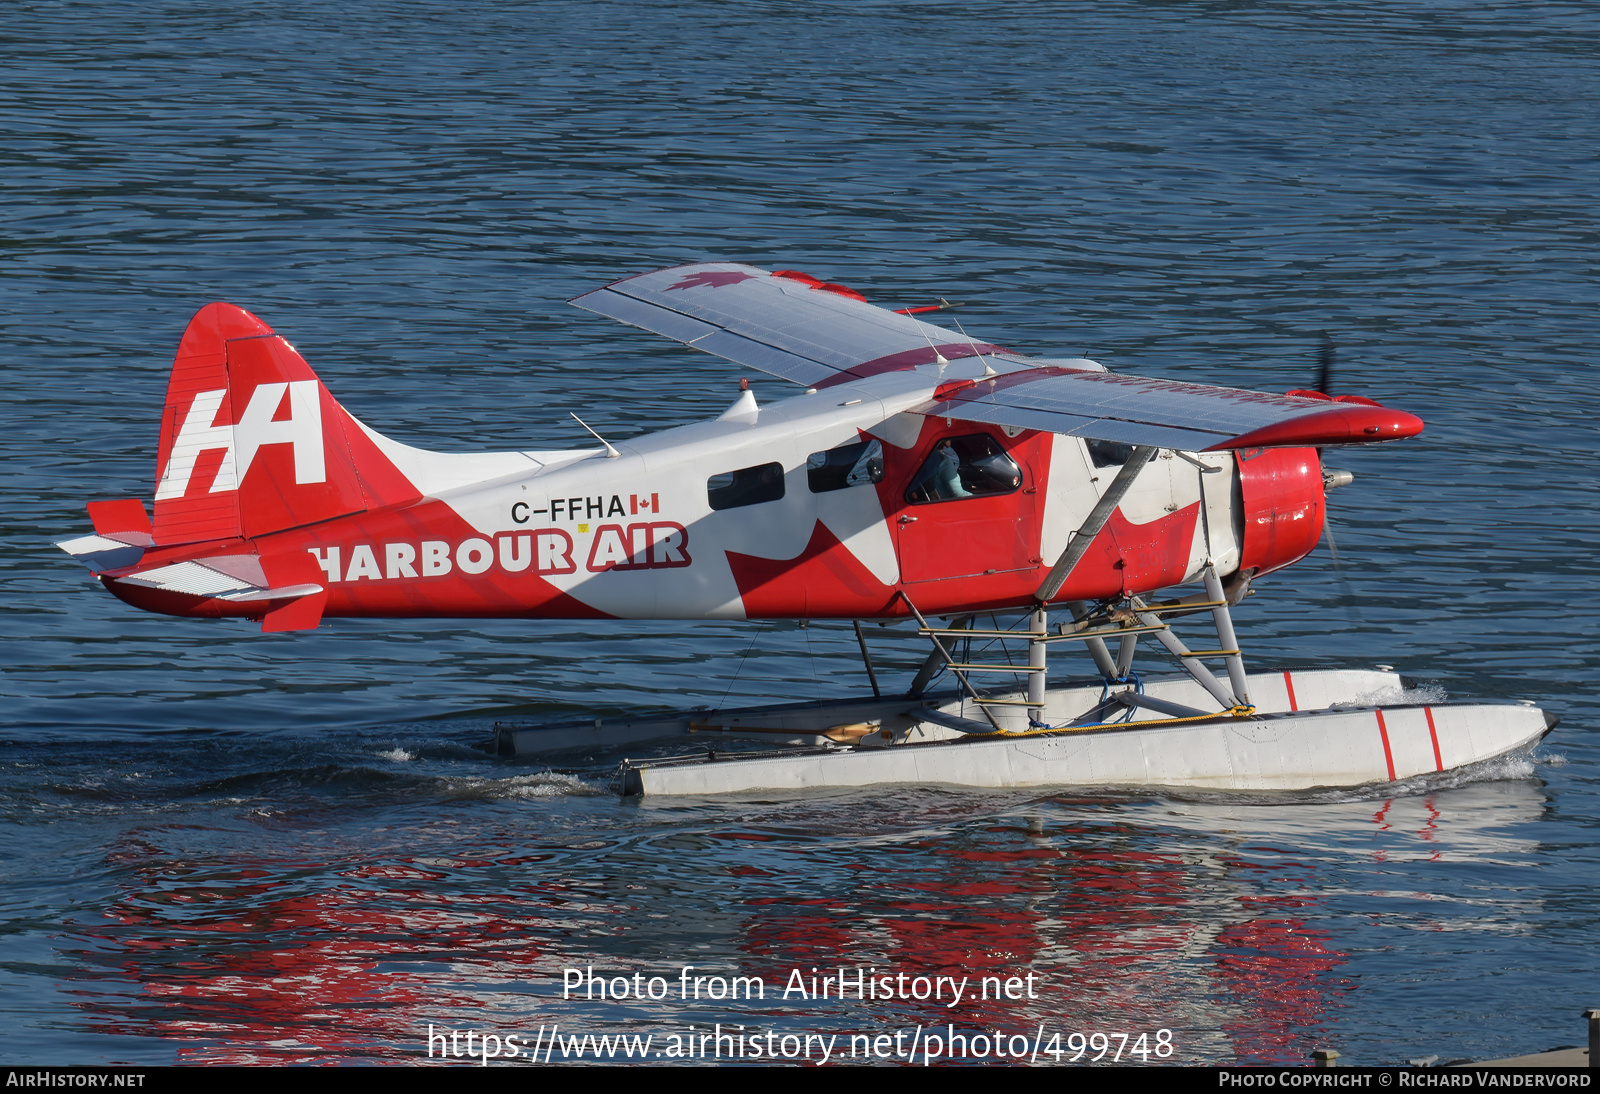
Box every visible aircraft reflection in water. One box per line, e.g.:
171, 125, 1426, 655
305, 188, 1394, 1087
65, 785, 1543, 1064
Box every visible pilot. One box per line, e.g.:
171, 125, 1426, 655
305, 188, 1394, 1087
929, 440, 972, 500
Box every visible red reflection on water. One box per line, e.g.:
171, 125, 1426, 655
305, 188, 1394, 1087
731, 818, 1353, 1065
65, 848, 587, 1064
1212, 902, 1350, 1065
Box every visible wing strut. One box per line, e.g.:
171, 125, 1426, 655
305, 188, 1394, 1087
1034, 446, 1159, 607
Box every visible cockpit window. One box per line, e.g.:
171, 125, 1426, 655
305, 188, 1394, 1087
807, 438, 884, 493
905, 435, 1022, 504
708, 462, 785, 510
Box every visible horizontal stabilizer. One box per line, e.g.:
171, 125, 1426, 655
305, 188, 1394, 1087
57, 533, 147, 573
59, 499, 157, 571
120, 560, 263, 599
117, 555, 322, 604
101, 551, 328, 633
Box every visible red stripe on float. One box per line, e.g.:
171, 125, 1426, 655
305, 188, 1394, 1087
1283, 670, 1298, 712
1375, 709, 1396, 781
1424, 706, 1443, 772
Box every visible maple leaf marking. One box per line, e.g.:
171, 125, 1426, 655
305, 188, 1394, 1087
667, 270, 755, 291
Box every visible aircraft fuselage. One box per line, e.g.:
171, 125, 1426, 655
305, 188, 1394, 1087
102, 365, 1324, 626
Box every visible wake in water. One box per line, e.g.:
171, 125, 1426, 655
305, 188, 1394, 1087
1331, 682, 1449, 710
438, 770, 602, 800
1295, 748, 1542, 805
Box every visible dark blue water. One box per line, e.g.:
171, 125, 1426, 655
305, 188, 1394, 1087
3, 0, 1598, 1066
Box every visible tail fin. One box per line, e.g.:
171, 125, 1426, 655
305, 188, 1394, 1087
151, 303, 420, 546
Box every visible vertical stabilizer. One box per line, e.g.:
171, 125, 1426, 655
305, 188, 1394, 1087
151, 303, 420, 546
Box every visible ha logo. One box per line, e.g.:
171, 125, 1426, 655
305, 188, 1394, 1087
155, 381, 325, 500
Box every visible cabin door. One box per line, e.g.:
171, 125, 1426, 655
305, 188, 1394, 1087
895, 431, 1040, 583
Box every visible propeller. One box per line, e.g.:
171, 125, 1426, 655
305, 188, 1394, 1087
1310, 332, 1360, 624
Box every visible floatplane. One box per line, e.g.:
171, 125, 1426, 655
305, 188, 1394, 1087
58, 262, 1553, 796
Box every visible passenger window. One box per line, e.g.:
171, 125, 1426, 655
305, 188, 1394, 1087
905, 435, 1022, 504
807, 438, 884, 493
708, 462, 785, 510
1086, 439, 1135, 468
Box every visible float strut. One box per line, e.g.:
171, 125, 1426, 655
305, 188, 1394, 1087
1036, 446, 1156, 689
1114, 630, 1139, 679
1067, 599, 1120, 680
900, 600, 1005, 733
1202, 565, 1250, 707
1026, 606, 1048, 721
908, 614, 968, 698
1131, 595, 1239, 710
853, 620, 882, 699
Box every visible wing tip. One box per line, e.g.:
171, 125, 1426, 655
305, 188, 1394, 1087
1206, 406, 1425, 450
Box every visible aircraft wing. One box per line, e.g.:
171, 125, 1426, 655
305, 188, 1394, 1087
570, 261, 1009, 389
575, 262, 1423, 450
913, 367, 1423, 451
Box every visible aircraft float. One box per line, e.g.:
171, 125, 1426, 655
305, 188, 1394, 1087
58, 262, 1554, 796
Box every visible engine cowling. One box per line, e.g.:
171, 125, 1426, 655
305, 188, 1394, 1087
1236, 447, 1326, 576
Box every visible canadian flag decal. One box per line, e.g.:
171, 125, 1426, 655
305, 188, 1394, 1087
629, 492, 660, 515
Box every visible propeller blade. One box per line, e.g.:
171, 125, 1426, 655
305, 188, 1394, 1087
1316, 332, 1335, 395
1322, 516, 1362, 627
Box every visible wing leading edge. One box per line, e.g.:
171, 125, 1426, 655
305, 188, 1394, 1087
574, 262, 1423, 451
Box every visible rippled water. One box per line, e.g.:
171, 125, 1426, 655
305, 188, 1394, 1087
3, 0, 1598, 1067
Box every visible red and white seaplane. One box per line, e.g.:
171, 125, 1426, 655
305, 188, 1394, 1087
59, 262, 1553, 796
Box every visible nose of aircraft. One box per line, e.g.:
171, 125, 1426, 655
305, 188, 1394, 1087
1236, 447, 1328, 577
